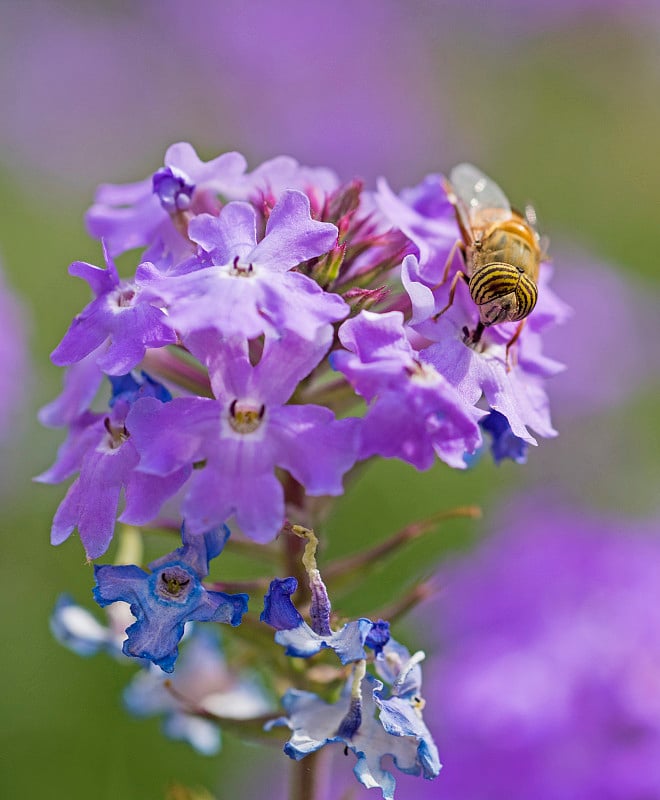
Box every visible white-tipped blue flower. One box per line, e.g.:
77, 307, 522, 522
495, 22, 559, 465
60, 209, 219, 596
51, 594, 131, 659
124, 630, 272, 755
268, 645, 440, 800
261, 576, 372, 665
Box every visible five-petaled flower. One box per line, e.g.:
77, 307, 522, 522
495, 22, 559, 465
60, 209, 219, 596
137, 189, 345, 342
261, 575, 373, 664
268, 638, 441, 800
332, 308, 484, 469
126, 329, 359, 540
124, 629, 272, 755
93, 524, 248, 672
50, 243, 177, 376
36, 372, 190, 560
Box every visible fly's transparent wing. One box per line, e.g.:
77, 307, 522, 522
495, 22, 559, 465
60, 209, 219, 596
524, 202, 549, 258
449, 163, 511, 228
523, 202, 538, 231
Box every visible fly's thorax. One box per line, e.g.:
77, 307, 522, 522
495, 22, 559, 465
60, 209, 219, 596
470, 219, 540, 284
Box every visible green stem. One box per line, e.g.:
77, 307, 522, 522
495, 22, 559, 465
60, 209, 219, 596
141, 347, 213, 396
325, 505, 481, 584
282, 526, 309, 605
289, 749, 324, 800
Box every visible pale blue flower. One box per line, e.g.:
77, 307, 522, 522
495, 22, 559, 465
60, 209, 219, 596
261, 576, 372, 665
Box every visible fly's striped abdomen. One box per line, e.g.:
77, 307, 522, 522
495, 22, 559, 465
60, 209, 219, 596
513, 273, 538, 319
468, 263, 538, 323
469, 263, 520, 305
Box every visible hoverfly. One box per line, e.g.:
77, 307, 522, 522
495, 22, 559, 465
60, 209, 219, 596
437, 163, 545, 349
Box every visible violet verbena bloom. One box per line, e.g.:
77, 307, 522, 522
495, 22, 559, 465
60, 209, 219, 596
331, 309, 483, 469
38, 348, 106, 428
86, 141, 341, 261
374, 174, 461, 283
261, 576, 372, 664
124, 629, 272, 755
403, 253, 568, 444
50, 243, 176, 376
126, 329, 359, 541
36, 373, 190, 560
93, 524, 248, 672
137, 189, 345, 342
268, 639, 440, 800
86, 143, 249, 257
376, 169, 569, 445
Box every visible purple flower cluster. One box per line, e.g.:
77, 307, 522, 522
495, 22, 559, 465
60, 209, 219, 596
39, 143, 565, 561
39, 150, 569, 797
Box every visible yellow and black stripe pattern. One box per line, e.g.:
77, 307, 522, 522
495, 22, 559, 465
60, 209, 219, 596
513, 273, 538, 320
468, 263, 538, 321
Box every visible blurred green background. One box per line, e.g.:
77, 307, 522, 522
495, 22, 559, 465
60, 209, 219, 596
1, 2, 659, 798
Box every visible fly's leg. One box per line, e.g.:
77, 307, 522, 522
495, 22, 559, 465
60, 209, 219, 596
432, 269, 469, 320
505, 320, 526, 371
432, 238, 465, 289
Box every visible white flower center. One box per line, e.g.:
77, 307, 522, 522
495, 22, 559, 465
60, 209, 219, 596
227, 399, 265, 434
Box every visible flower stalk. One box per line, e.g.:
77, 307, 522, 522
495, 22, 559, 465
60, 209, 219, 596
41, 143, 565, 800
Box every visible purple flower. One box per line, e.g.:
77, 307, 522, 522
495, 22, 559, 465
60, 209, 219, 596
377, 172, 569, 444
139, 189, 344, 341
152, 165, 195, 213
93, 524, 248, 672
127, 330, 359, 541
38, 349, 105, 429
239, 154, 340, 207
261, 576, 373, 665
124, 629, 272, 754
332, 309, 483, 469
269, 639, 440, 800
374, 175, 460, 283
86, 143, 249, 257
36, 375, 190, 560
50, 244, 176, 376
403, 254, 567, 444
